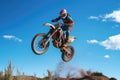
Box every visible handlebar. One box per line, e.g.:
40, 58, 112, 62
53, 22, 63, 28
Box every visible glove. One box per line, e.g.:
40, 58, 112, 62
51, 19, 56, 22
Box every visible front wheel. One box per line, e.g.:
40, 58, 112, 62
61, 46, 74, 62
31, 33, 50, 55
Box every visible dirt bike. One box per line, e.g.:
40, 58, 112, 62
31, 22, 76, 62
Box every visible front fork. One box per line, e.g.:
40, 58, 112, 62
44, 29, 57, 47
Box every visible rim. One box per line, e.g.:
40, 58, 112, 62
62, 46, 74, 62
32, 34, 49, 54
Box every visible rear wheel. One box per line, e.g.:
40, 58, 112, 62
31, 33, 50, 55
61, 46, 74, 62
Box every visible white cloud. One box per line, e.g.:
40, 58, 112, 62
87, 40, 98, 44
87, 34, 120, 50
88, 9, 120, 23
104, 55, 110, 59
3, 35, 14, 39
88, 16, 99, 20
104, 9, 120, 23
3, 35, 22, 42
100, 34, 120, 50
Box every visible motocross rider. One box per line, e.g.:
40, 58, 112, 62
51, 9, 74, 45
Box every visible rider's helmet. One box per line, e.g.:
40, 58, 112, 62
60, 9, 67, 19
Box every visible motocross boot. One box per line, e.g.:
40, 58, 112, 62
63, 31, 69, 47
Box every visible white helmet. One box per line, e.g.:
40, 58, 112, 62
60, 9, 67, 19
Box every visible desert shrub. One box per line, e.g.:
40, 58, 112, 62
4, 61, 13, 80
109, 77, 117, 80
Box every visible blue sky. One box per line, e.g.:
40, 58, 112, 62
0, 0, 120, 79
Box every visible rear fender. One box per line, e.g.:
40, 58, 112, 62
68, 36, 76, 43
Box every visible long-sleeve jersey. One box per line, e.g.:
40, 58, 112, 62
54, 14, 74, 26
